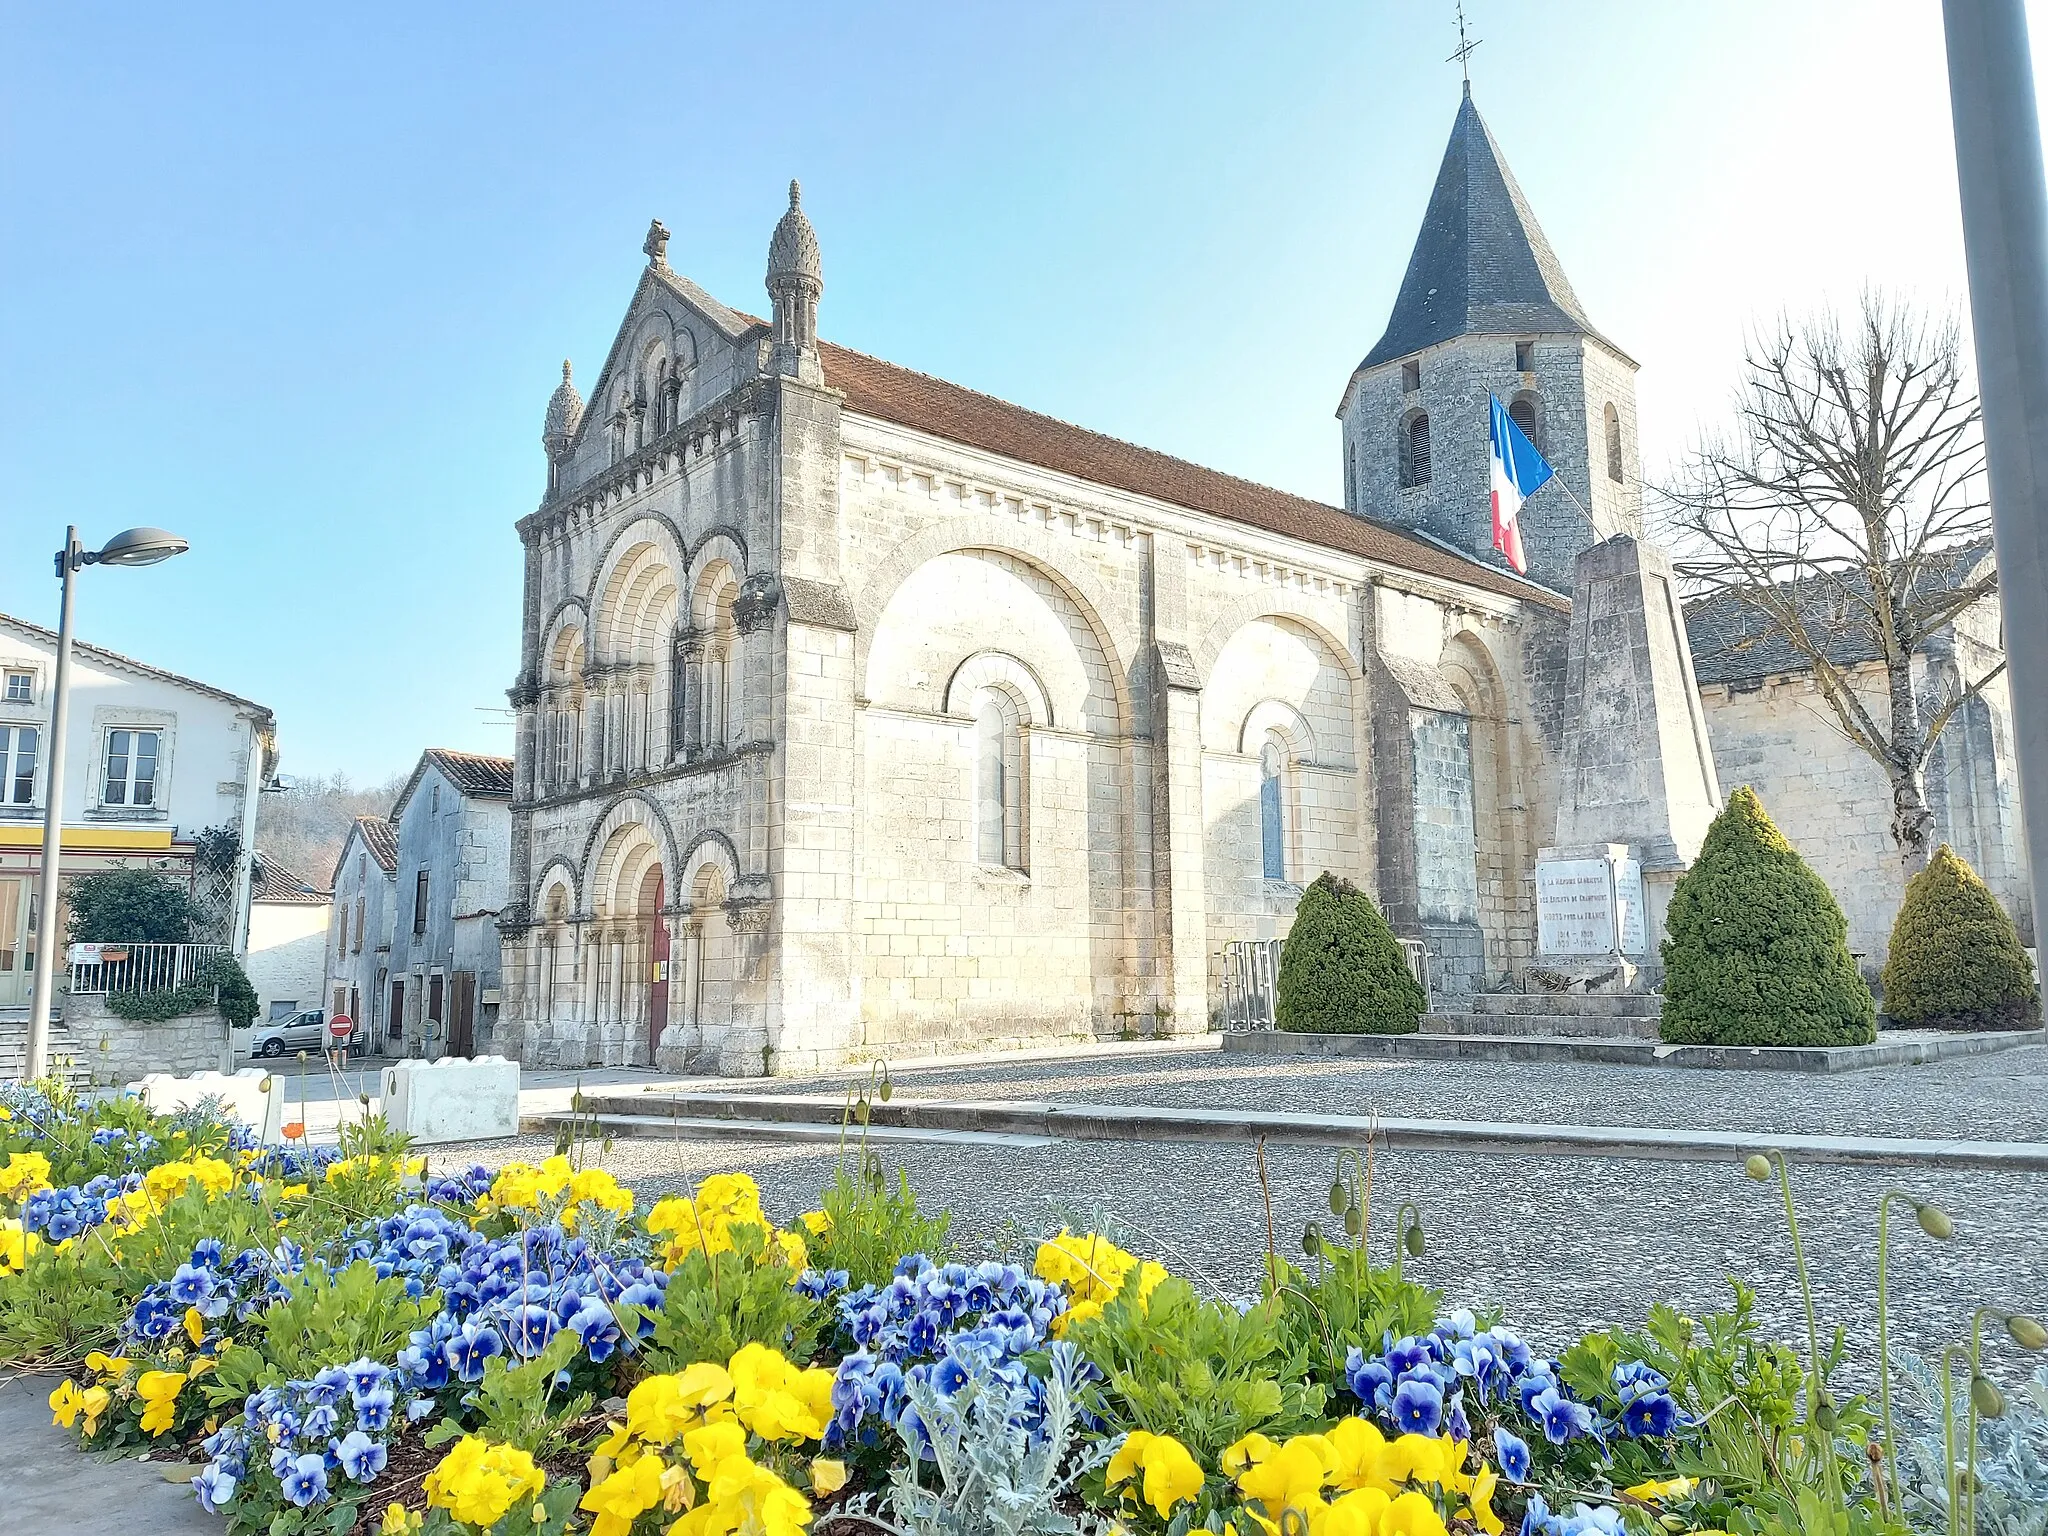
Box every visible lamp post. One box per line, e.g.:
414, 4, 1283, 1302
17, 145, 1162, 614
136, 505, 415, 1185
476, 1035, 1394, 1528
24, 525, 190, 1081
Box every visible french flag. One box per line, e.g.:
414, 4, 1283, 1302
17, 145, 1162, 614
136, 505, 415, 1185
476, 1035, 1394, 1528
1489, 394, 1554, 574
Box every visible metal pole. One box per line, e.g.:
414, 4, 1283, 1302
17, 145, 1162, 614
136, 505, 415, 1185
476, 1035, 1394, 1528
1943, 0, 2048, 951
26, 529, 80, 1081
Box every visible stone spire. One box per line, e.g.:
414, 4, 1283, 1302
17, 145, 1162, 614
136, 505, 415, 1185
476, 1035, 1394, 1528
766, 180, 823, 382
1359, 91, 1611, 371
542, 360, 583, 490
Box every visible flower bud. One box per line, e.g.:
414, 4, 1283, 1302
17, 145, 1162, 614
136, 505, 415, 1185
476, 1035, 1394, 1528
1302, 1221, 1324, 1257
1329, 1180, 1349, 1216
855, 1098, 870, 1126
1744, 1154, 1772, 1181
2006, 1314, 2048, 1352
1971, 1376, 2006, 1419
879, 1072, 894, 1103
1344, 1207, 1363, 1238
1405, 1221, 1426, 1258
1915, 1203, 1954, 1240
1814, 1398, 1838, 1431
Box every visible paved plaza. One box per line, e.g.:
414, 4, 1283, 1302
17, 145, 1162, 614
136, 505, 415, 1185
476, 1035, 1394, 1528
435, 1043, 2048, 1383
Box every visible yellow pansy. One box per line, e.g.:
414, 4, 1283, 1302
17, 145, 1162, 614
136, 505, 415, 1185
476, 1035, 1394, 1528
84, 1351, 129, 1381
728, 1342, 834, 1442
1381, 1490, 1451, 1536
810, 1458, 849, 1496
1469, 1464, 1503, 1535
0, 1219, 41, 1274
1313, 1486, 1392, 1536
1237, 1435, 1337, 1515
681, 1420, 750, 1478
798, 1210, 832, 1236
0, 1150, 53, 1201
137, 1370, 186, 1435
1106, 1429, 1206, 1517
1223, 1433, 1282, 1477
1324, 1418, 1394, 1494
580, 1452, 666, 1536
1624, 1478, 1697, 1504
379, 1503, 421, 1534
424, 1435, 547, 1530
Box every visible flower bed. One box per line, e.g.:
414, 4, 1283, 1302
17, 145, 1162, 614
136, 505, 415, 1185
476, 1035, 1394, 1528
0, 1081, 2036, 1536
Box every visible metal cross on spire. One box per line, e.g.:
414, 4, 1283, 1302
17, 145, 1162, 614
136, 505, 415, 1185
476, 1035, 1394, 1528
1448, 1, 1481, 85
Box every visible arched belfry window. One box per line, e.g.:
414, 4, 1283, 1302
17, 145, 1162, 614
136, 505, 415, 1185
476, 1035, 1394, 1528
1259, 738, 1287, 880
1508, 394, 1542, 452
1400, 411, 1432, 488
975, 690, 1027, 872
1604, 403, 1625, 483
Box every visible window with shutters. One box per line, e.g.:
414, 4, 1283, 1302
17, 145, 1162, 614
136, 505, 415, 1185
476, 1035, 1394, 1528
335, 904, 348, 959
353, 896, 365, 953
1604, 403, 1625, 482
413, 871, 430, 936
1399, 411, 1432, 487
1508, 393, 1543, 452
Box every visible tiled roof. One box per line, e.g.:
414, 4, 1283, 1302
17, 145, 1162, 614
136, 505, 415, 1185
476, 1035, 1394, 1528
252, 851, 329, 904
0, 611, 273, 720
390, 748, 516, 821
1684, 540, 1996, 686
353, 816, 398, 874
1360, 88, 1622, 372
815, 340, 1564, 610
425, 748, 515, 798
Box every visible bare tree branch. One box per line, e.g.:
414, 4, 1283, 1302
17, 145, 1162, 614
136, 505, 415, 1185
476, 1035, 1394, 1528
1653, 293, 1997, 875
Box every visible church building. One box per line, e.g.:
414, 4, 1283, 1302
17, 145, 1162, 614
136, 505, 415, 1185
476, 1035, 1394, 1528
498, 86, 1726, 1072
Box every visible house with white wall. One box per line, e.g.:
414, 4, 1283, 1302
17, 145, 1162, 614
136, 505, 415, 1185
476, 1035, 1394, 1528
245, 852, 330, 1022
327, 815, 398, 1051
0, 611, 276, 1010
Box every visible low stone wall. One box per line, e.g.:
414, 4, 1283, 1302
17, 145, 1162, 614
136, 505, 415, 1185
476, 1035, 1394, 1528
62, 993, 229, 1087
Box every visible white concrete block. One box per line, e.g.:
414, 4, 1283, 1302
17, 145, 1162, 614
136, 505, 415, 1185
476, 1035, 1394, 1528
380, 1055, 520, 1144
128, 1068, 287, 1143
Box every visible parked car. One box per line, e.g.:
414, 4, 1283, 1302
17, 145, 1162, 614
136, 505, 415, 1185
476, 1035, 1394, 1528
247, 1009, 361, 1057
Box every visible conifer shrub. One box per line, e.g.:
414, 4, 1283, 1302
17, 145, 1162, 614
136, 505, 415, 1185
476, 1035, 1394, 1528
1660, 786, 1876, 1047
1275, 872, 1426, 1035
1879, 844, 2042, 1032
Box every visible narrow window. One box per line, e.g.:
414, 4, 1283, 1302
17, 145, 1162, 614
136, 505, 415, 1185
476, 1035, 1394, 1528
353, 896, 365, 953
1509, 395, 1540, 449
1515, 341, 1535, 372
1604, 402, 1625, 482
1401, 412, 1433, 487
1, 726, 36, 805
974, 692, 1027, 871
335, 904, 348, 958
431, 782, 440, 814
2, 671, 30, 703
1259, 740, 1287, 880
1400, 358, 1421, 393
669, 633, 690, 760
414, 870, 430, 936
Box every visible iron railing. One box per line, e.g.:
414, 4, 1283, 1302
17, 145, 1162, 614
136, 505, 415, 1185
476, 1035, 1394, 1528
67, 942, 227, 996
1221, 935, 1432, 1032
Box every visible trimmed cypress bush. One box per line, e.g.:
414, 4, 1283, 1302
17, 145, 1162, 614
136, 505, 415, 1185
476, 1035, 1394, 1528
1879, 844, 2041, 1032
1275, 872, 1426, 1035
1660, 786, 1875, 1046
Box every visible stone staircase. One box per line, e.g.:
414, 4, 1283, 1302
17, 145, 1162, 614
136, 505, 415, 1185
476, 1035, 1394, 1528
1421, 991, 1663, 1041
0, 1007, 93, 1088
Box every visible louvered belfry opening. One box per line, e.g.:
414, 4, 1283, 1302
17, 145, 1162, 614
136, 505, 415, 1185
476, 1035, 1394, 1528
1402, 410, 1433, 487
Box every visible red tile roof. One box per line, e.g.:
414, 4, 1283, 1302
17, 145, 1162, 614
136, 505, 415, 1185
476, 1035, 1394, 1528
815, 340, 1564, 610
353, 816, 398, 874
252, 851, 329, 904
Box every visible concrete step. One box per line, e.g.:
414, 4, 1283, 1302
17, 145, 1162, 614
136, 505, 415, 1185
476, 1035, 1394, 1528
1438, 992, 1664, 1019
0, 1015, 93, 1088
1421, 1011, 1662, 1040
529, 1110, 1052, 1151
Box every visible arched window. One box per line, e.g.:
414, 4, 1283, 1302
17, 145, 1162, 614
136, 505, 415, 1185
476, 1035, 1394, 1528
1604, 402, 1625, 483
1400, 411, 1432, 488
1259, 738, 1287, 880
975, 690, 1026, 871
669, 629, 691, 759
1508, 394, 1542, 450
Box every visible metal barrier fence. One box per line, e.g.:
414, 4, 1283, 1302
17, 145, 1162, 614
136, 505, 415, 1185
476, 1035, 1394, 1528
1221, 935, 1432, 1032
67, 942, 227, 996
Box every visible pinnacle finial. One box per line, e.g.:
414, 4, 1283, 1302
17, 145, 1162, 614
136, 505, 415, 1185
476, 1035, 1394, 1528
789, 179, 802, 209
643, 218, 671, 266
561, 359, 573, 382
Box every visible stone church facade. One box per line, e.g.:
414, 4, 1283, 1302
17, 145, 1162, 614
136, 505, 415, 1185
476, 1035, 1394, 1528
495, 86, 2005, 1073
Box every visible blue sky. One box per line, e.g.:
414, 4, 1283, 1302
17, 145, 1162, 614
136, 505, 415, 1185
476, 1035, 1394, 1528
4, 2, 2040, 783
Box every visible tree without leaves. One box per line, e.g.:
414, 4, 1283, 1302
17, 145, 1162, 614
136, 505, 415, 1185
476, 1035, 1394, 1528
1656, 294, 2002, 876
254, 770, 407, 889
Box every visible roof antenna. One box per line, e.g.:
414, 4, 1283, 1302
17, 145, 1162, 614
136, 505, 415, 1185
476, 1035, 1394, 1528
1448, 1, 1481, 94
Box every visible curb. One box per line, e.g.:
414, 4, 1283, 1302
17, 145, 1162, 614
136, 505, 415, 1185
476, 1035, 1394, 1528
545, 1090, 2048, 1170
1219, 1026, 2048, 1073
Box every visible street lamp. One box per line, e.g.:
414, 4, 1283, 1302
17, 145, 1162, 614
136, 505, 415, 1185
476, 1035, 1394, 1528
24, 525, 191, 1081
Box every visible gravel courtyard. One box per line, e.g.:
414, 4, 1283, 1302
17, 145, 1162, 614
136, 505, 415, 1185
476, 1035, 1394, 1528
436, 1043, 2048, 1384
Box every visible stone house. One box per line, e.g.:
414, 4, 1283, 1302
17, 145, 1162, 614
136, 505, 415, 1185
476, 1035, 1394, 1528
0, 609, 276, 1011
244, 852, 330, 1023
387, 750, 513, 1058
325, 815, 397, 1046
496, 87, 1740, 1074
